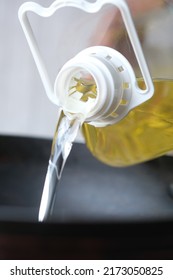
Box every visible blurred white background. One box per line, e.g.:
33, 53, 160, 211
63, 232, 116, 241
0, 0, 103, 139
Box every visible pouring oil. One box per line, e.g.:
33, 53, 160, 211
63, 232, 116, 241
39, 111, 80, 221
82, 79, 173, 167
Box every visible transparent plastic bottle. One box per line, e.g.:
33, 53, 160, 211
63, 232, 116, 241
82, 0, 173, 166
19, 0, 173, 167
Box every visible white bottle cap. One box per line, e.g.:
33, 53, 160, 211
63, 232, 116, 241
54, 46, 152, 126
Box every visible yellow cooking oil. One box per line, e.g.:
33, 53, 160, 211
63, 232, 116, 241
81, 79, 173, 167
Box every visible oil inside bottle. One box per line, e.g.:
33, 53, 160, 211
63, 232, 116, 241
82, 79, 173, 167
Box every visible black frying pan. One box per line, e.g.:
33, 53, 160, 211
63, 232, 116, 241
0, 135, 173, 259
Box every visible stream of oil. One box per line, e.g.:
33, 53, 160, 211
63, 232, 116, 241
38, 112, 80, 222
38, 76, 95, 222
